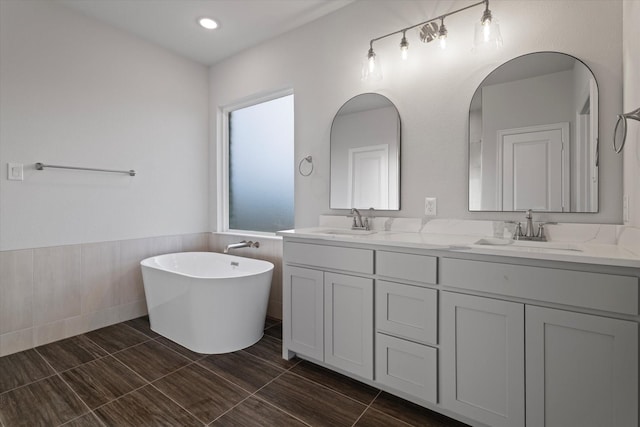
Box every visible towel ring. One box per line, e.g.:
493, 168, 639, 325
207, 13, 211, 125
613, 107, 640, 153
298, 155, 313, 176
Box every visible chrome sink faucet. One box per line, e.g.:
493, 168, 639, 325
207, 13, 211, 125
511, 209, 555, 241
348, 208, 374, 230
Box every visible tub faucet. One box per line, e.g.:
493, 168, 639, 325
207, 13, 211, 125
224, 240, 260, 254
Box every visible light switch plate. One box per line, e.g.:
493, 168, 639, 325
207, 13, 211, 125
425, 197, 437, 216
8, 163, 23, 181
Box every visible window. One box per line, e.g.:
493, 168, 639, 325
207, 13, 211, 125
224, 93, 294, 233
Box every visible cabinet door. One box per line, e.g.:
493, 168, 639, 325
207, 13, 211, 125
526, 305, 638, 427
324, 272, 374, 379
441, 292, 525, 427
283, 266, 324, 360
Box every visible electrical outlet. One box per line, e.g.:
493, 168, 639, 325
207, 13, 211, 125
7, 163, 23, 181
425, 197, 437, 216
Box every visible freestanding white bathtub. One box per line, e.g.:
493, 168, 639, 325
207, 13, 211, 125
140, 252, 274, 354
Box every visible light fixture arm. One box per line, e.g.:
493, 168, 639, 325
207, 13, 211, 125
366, 0, 488, 50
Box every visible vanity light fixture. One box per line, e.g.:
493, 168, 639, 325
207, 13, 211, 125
362, 0, 502, 81
198, 17, 218, 30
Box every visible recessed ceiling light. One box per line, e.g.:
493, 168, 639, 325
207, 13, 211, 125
198, 17, 218, 30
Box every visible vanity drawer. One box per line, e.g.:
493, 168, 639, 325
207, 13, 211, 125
376, 333, 437, 404
376, 281, 437, 345
440, 258, 639, 315
376, 251, 437, 284
284, 242, 373, 274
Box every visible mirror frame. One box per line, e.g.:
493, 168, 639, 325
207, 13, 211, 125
330, 93, 401, 210
468, 51, 599, 213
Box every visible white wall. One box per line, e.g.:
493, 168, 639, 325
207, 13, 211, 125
209, 0, 623, 226
623, 1, 640, 227
0, 0, 210, 251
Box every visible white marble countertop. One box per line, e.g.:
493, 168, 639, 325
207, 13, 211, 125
277, 226, 640, 269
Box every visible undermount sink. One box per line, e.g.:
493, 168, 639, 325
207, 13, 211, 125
474, 238, 582, 252
317, 228, 377, 236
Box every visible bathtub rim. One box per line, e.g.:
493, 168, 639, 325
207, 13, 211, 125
140, 251, 274, 279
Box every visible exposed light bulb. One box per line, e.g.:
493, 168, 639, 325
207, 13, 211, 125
483, 19, 491, 41
198, 17, 218, 30
438, 20, 448, 50
368, 50, 376, 72
481, 7, 492, 42
400, 33, 409, 60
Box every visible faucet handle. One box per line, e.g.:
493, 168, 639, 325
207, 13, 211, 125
513, 222, 523, 239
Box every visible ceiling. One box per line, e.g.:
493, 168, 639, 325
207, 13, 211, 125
55, 0, 355, 66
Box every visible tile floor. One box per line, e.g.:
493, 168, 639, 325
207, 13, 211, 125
0, 317, 469, 426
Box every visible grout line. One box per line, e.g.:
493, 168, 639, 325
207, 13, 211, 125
207, 366, 291, 425
285, 368, 377, 408
88, 357, 190, 416
350, 390, 383, 427
119, 320, 159, 340
0, 349, 60, 395
57, 411, 106, 427
148, 378, 208, 425
33, 348, 100, 427
247, 395, 314, 427
152, 337, 207, 364
238, 346, 299, 372
206, 352, 311, 426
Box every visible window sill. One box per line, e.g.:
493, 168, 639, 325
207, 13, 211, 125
211, 231, 283, 240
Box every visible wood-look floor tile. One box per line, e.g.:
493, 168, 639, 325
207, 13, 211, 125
113, 340, 189, 382
37, 335, 108, 372
371, 392, 469, 427
242, 335, 296, 369
94, 384, 201, 426
354, 408, 412, 427
85, 323, 149, 353
0, 349, 55, 393
124, 316, 159, 338
153, 363, 248, 424
155, 336, 207, 361
212, 396, 307, 427
0, 376, 88, 426
256, 372, 366, 427
264, 317, 281, 329
61, 355, 147, 409
290, 361, 379, 404
264, 324, 283, 340
62, 412, 105, 427
198, 351, 283, 393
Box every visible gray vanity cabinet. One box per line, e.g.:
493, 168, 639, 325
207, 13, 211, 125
441, 291, 525, 427
283, 237, 639, 427
282, 241, 375, 379
526, 305, 638, 427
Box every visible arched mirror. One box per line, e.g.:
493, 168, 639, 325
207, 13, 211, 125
330, 93, 400, 210
469, 51, 599, 212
